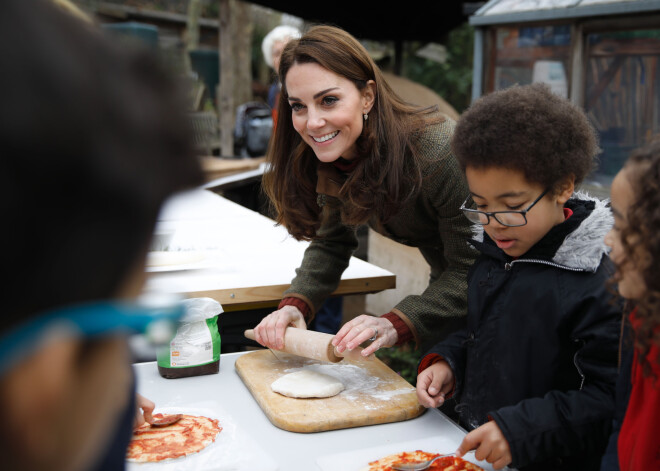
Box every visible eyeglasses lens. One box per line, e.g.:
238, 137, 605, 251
463, 210, 527, 227
494, 212, 526, 227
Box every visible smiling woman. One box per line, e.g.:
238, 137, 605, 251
254, 25, 478, 357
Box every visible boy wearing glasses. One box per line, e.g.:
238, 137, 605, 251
416, 84, 621, 471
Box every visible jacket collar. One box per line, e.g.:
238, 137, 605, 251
469, 192, 613, 272
316, 162, 347, 198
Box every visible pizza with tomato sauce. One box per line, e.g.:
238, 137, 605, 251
126, 414, 222, 462
366, 450, 484, 471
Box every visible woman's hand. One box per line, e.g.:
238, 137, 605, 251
456, 421, 512, 470
253, 305, 306, 350
134, 393, 155, 428
332, 314, 397, 357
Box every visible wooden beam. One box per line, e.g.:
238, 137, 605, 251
219, 0, 234, 156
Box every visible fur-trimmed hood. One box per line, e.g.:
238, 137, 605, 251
469, 192, 613, 272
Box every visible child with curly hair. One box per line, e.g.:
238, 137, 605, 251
599, 136, 660, 471
416, 83, 622, 470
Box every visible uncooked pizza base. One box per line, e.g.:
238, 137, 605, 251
271, 369, 345, 398
126, 414, 222, 462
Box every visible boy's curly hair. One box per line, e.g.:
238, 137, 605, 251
620, 136, 660, 377
451, 83, 599, 194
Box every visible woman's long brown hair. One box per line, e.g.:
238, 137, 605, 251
620, 136, 660, 377
262, 25, 443, 241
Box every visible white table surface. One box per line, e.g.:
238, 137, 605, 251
132, 352, 508, 471
144, 189, 395, 310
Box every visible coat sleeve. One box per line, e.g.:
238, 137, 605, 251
421, 327, 471, 398
489, 264, 621, 469
393, 148, 478, 349
283, 201, 358, 315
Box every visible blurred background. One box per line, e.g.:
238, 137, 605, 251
64, 0, 660, 382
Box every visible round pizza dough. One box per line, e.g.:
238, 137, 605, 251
271, 369, 345, 398
126, 414, 222, 462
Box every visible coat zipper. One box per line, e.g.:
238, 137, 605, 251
504, 258, 587, 272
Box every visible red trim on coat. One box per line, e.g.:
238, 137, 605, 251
278, 297, 312, 319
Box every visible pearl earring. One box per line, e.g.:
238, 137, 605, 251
363, 113, 368, 121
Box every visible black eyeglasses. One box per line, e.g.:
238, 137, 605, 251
460, 188, 550, 227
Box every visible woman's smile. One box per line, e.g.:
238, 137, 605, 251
311, 130, 339, 143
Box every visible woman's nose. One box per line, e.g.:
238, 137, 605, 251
307, 108, 325, 129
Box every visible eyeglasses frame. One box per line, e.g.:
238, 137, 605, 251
460, 188, 550, 227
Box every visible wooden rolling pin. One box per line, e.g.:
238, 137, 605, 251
244, 328, 347, 363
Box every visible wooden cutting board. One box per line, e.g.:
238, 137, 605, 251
235, 349, 425, 433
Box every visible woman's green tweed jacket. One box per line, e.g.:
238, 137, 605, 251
283, 118, 478, 349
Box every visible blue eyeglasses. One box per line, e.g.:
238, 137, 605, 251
0, 293, 184, 378
460, 189, 550, 227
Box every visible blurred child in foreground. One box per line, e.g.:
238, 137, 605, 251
600, 136, 660, 470
0, 1, 203, 470
416, 83, 621, 470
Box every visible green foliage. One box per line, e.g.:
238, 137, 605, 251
376, 344, 423, 386
403, 23, 475, 114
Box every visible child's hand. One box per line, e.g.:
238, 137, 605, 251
416, 360, 454, 408
456, 421, 512, 470
134, 393, 155, 428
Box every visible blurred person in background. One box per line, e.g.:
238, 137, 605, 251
262, 24, 301, 128
0, 1, 203, 470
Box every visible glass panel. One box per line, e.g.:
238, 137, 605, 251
491, 25, 571, 97
585, 30, 660, 184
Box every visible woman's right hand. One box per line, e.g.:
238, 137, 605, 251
253, 305, 306, 350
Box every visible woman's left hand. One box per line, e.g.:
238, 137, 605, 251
332, 315, 397, 357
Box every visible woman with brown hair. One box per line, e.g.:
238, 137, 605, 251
253, 25, 476, 356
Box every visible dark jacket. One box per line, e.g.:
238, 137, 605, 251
600, 312, 634, 471
423, 194, 621, 471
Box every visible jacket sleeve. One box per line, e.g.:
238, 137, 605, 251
489, 265, 621, 469
283, 201, 358, 316
393, 149, 478, 349
421, 327, 470, 398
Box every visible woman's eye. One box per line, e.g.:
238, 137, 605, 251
290, 102, 304, 112
507, 204, 523, 210
321, 96, 338, 106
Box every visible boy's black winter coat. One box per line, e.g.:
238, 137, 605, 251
424, 195, 622, 471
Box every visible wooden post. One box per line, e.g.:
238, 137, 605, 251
569, 22, 584, 108
185, 0, 201, 51
234, 1, 253, 107
219, 0, 235, 156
